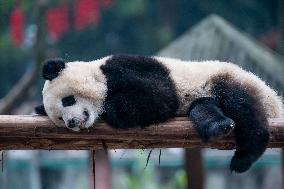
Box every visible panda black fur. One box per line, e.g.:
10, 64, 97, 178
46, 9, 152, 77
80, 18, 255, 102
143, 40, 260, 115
36, 54, 283, 173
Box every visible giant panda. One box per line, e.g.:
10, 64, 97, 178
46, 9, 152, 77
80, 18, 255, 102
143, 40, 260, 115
35, 54, 283, 173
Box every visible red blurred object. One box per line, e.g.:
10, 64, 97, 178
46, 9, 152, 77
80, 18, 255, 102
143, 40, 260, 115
10, 7, 24, 46
47, 4, 70, 41
74, 0, 100, 31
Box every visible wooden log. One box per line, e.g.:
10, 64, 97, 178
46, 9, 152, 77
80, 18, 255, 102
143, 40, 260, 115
0, 115, 283, 150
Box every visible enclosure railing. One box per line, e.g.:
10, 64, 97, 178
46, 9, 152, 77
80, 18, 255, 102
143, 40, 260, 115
0, 115, 283, 150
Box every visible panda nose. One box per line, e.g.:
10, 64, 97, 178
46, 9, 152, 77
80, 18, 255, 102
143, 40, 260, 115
68, 118, 79, 128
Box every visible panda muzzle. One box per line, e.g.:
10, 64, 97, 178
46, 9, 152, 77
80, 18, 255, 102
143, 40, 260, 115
67, 118, 81, 129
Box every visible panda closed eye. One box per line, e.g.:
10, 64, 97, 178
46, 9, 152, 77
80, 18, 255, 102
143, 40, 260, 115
62, 95, 76, 107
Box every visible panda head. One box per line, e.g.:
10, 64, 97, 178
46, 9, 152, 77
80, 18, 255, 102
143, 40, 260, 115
36, 58, 107, 131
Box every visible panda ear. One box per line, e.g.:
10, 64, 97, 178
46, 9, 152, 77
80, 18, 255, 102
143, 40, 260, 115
42, 58, 65, 81
35, 104, 47, 116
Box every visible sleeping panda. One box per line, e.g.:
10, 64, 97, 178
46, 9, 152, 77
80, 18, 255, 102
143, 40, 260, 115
35, 54, 283, 173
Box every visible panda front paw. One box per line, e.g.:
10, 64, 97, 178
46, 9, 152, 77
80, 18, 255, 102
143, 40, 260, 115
198, 118, 235, 142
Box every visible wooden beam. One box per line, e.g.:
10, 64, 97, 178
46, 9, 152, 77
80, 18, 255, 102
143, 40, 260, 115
0, 115, 283, 150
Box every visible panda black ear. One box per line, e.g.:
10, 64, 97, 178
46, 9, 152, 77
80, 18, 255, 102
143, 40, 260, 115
35, 104, 47, 116
42, 58, 65, 81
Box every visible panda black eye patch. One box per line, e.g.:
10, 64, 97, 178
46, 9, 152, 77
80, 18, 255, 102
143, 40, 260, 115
62, 95, 76, 107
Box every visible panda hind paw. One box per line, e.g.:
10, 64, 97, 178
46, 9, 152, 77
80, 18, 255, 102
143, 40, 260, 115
230, 154, 254, 173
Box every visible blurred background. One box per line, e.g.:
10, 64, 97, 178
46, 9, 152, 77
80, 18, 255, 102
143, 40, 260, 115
0, 0, 284, 188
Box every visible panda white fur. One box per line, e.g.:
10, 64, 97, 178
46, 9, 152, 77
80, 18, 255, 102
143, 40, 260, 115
35, 54, 283, 173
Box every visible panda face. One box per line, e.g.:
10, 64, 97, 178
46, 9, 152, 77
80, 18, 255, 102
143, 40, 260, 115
43, 84, 101, 131
59, 95, 98, 131
39, 57, 108, 131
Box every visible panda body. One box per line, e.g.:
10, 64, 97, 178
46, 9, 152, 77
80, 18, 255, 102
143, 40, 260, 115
156, 56, 282, 117
37, 54, 283, 173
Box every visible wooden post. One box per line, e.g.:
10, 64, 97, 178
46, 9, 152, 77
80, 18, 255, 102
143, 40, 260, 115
95, 150, 112, 189
185, 149, 204, 189
90, 150, 96, 189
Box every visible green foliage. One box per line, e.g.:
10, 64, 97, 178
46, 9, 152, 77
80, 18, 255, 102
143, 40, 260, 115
0, 33, 27, 98
122, 169, 187, 189
115, 150, 187, 189
0, 0, 14, 34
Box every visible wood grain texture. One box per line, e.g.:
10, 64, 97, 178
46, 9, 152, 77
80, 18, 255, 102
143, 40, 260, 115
0, 115, 283, 150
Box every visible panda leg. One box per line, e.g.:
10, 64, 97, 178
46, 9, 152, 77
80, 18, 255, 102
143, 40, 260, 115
212, 74, 270, 173
187, 97, 235, 142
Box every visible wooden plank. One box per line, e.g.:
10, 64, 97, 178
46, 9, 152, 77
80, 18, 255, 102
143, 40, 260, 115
0, 115, 283, 150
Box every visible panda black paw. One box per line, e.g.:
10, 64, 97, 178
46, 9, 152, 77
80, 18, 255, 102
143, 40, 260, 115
35, 104, 47, 116
230, 154, 254, 173
199, 118, 235, 142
